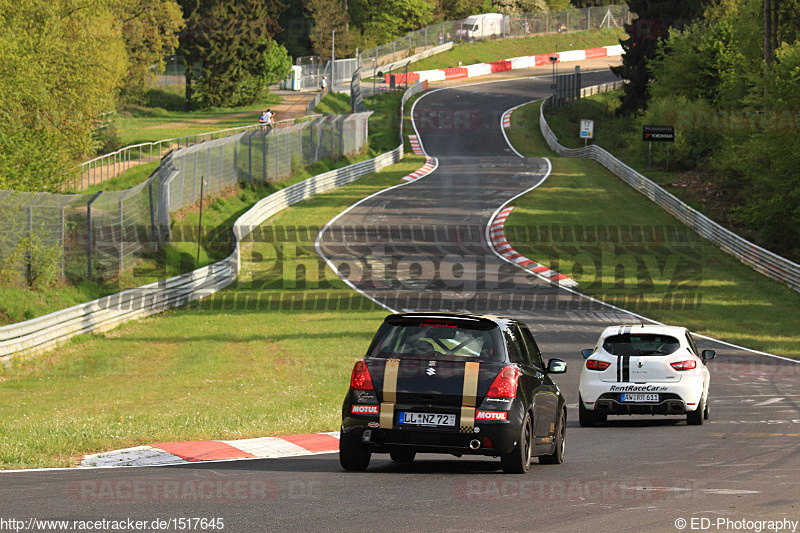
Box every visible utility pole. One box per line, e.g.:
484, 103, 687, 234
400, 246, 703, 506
332, 30, 336, 91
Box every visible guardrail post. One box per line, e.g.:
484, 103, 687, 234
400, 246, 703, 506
86, 191, 103, 281
118, 195, 125, 275
148, 180, 158, 251
60, 206, 65, 282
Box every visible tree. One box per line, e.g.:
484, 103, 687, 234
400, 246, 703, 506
612, 0, 710, 115
0, 0, 128, 191
439, 0, 493, 20
307, 0, 349, 60
178, 0, 287, 109
114, 0, 185, 103
350, 0, 435, 47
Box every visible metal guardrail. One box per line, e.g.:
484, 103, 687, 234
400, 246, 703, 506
73, 116, 322, 192
0, 80, 430, 360
539, 84, 800, 293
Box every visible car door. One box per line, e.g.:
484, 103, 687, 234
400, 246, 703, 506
518, 325, 559, 450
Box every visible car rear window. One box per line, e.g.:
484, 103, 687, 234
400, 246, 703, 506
602, 334, 681, 356
367, 318, 503, 361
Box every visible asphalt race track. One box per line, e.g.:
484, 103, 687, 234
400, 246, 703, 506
2, 72, 799, 533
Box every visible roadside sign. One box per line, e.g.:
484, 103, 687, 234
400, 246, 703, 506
642, 125, 674, 142
580, 119, 594, 139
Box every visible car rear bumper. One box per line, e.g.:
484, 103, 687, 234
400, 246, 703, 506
592, 393, 687, 415
341, 416, 520, 455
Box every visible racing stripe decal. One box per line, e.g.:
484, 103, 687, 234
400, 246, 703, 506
380, 359, 400, 428
617, 356, 622, 382
462, 362, 480, 407
460, 362, 480, 433
622, 356, 630, 382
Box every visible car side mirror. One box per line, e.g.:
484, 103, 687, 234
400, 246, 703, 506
547, 358, 567, 374
701, 349, 716, 363
581, 349, 594, 359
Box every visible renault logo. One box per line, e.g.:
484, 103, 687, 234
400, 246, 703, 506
637, 361, 644, 368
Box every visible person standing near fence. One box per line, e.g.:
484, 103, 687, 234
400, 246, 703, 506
259, 110, 269, 129
321, 76, 327, 93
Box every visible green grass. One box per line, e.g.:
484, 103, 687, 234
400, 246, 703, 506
412, 28, 625, 71
544, 91, 712, 214
115, 88, 282, 146
315, 92, 353, 115
79, 161, 161, 194
505, 101, 800, 358
0, 155, 425, 469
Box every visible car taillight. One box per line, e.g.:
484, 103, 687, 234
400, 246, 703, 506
671, 360, 697, 371
350, 360, 374, 390
586, 359, 611, 371
487, 365, 521, 399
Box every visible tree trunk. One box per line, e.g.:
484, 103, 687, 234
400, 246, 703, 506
764, 0, 772, 64
772, 0, 779, 57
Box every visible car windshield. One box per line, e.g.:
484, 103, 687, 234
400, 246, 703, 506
602, 333, 681, 356
368, 319, 502, 361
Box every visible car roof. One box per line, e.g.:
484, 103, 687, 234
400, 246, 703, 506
600, 324, 689, 338
385, 312, 519, 330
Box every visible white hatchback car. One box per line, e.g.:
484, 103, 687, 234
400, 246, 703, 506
578, 325, 715, 427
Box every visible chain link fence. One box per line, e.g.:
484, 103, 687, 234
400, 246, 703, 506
0, 113, 371, 284
358, 5, 630, 75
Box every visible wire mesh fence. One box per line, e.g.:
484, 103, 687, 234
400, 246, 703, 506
0, 113, 371, 284
358, 4, 630, 75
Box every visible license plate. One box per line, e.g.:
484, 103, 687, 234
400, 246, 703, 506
398, 412, 456, 427
620, 393, 659, 402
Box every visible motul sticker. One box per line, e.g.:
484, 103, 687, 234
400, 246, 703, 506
352, 405, 379, 415
476, 410, 507, 421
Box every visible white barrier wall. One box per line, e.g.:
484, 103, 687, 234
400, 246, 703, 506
539, 86, 800, 294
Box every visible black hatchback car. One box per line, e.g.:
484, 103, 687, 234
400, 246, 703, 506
340, 312, 568, 473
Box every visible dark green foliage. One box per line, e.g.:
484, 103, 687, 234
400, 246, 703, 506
178, 0, 290, 109
612, 0, 710, 115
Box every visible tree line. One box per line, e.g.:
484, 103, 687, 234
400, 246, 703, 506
0, 0, 292, 193
611, 0, 800, 260
277, 0, 613, 60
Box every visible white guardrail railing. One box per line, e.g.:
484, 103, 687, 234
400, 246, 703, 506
540, 82, 800, 293
0, 81, 429, 360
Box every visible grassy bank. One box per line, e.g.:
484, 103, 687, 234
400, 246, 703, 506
505, 101, 800, 358
0, 154, 425, 469
115, 87, 282, 146
412, 28, 624, 71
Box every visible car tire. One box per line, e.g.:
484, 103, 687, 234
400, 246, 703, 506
687, 397, 705, 426
704, 399, 710, 420
339, 431, 371, 471
501, 411, 532, 474
389, 449, 416, 463
539, 409, 566, 465
578, 396, 605, 427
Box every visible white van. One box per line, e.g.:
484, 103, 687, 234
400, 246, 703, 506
457, 13, 508, 41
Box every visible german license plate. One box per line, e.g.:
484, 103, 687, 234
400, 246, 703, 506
398, 412, 456, 427
620, 393, 659, 402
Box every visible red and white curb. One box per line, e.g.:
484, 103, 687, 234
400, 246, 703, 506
489, 206, 578, 287
401, 156, 438, 182
409, 134, 424, 155
502, 101, 531, 129
388, 44, 623, 84
80, 432, 341, 467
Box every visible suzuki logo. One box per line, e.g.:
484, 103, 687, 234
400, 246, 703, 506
426, 367, 436, 376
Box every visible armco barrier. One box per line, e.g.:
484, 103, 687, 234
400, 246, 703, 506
0, 81, 431, 361
538, 86, 800, 293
